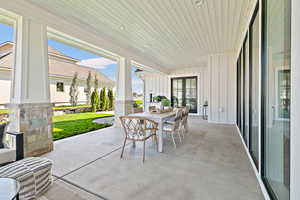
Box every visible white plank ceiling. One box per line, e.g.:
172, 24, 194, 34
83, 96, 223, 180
26, 0, 254, 69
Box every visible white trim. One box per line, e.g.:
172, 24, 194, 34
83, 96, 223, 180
291, 0, 300, 199
47, 27, 120, 62
0, 8, 17, 25
235, 125, 271, 200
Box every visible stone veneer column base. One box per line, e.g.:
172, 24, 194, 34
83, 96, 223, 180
114, 100, 133, 127
7, 103, 54, 157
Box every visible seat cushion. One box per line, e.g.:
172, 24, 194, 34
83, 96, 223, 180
0, 124, 6, 149
163, 123, 174, 132
0, 148, 16, 164
0, 157, 53, 199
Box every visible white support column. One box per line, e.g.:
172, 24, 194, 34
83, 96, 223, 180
8, 16, 53, 157
114, 57, 133, 127
291, 0, 300, 199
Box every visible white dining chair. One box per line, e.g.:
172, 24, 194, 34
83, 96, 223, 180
162, 108, 183, 148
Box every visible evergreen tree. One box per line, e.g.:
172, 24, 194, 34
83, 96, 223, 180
99, 88, 107, 111
86, 71, 92, 104
69, 72, 79, 106
107, 88, 114, 110
91, 90, 99, 112
94, 74, 99, 91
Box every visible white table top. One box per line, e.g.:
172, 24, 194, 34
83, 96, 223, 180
129, 111, 175, 120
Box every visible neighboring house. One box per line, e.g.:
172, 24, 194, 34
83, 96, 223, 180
0, 42, 115, 106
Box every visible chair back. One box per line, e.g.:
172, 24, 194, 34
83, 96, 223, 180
174, 108, 183, 120
0, 123, 6, 149
119, 116, 158, 140
148, 106, 156, 112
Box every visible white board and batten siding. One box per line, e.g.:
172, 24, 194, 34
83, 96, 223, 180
143, 53, 236, 125
208, 53, 236, 124
144, 67, 208, 116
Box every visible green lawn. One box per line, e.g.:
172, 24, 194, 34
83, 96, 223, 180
134, 100, 143, 105
52, 112, 114, 141
0, 109, 8, 114
0, 105, 91, 114
53, 104, 91, 110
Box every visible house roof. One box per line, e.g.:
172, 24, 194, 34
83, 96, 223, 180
0, 42, 115, 88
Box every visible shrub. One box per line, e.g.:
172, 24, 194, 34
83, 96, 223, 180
107, 89, 114, 110
91, 90, 99, 112
161, 99, 171, 107
99, 88, 107, 111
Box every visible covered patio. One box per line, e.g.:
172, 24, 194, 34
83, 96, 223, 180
39, 117, 263, 200
3, 0, 300, 200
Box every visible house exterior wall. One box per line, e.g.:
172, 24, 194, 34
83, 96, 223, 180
0, 70, 11, 105
143, 66, 210, 117
49, 77, 88, 104
208, 53, 236, 124
0, 70, 104, 105
143, 56, 236, 125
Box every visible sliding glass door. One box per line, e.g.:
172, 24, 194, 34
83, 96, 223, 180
262, 0, 291, 199
243, 37, 249, 146
171, 77, 197, 113
249, 6, 259, 168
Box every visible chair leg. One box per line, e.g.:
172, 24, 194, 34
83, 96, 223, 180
171, 133, 177, 148
177, 130, 182, 143
154, 135, 158, 152
185, 123, 189, 134
120, 137, 127, 159
143, 140, 146, 163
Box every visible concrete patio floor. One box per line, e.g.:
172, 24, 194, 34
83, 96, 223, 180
39, 117, 264, 200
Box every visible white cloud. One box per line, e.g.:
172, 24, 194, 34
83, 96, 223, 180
77, 58, 116, 69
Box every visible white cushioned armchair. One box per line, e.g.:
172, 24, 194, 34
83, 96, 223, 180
0, 123, 23, 165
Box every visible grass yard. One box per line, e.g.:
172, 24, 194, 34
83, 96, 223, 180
134, 99, 143, 105
0, 109, 8, 114
52, 112, 114, 141
53, 104, 91, 110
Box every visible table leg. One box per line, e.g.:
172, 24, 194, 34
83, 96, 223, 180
158, 120, 163, 153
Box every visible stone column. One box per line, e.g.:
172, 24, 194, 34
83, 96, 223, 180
114, 57, 133, 127
7, 16, 53, 157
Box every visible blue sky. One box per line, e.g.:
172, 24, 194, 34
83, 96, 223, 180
0, 23, 143, 93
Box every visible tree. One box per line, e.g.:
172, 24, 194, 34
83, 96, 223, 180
86, 71, 92, 104
94, 74, 99, 91
91, 90, 99, 112
69, 72, 79, 106
107, 88, 114, 110
99, 88, 107, 111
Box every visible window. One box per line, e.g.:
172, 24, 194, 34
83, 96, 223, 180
56, 82, 64, 92
262, 0, 291, 199
243, 36, 249, 146
249, 5, 259, 168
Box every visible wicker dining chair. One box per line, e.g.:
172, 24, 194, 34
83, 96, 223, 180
119, 116, 159, 162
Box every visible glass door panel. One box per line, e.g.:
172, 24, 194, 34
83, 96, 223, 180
249, 7, 260, 167
262, 0, 291, 199
244, 37, 249, 146
171, 77, 197, 113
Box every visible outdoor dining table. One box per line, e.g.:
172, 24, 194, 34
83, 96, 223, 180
129, 111, 176, 153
